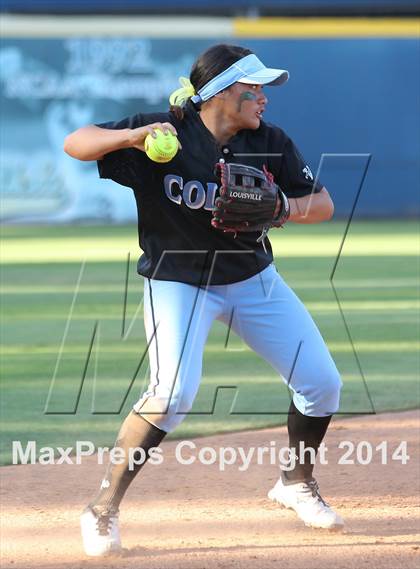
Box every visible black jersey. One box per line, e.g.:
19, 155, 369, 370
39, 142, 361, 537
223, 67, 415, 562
97, 101, 322, 286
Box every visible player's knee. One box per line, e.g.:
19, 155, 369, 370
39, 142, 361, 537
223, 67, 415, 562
314, 370, 342, 415
133, 393, 194, 433
166, 393, 195, 432
139, 412, 183, 433
297, 368, 342, 416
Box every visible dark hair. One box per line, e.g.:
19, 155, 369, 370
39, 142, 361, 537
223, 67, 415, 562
170, 43, 253, 120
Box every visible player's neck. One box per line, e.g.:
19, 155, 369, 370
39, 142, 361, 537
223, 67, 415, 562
199, 109, 238, 145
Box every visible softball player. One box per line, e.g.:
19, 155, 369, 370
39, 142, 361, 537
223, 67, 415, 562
64, 43, 344, 557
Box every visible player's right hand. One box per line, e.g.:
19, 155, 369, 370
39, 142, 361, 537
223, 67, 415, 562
129, 122, 178, 152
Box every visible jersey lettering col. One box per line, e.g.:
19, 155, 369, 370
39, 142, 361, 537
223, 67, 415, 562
97, 101, 322, 285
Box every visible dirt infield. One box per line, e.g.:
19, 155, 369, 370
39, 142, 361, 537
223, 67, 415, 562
1, 410, 419, 569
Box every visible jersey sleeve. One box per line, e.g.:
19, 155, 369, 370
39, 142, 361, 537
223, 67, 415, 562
278, 136, 323, 198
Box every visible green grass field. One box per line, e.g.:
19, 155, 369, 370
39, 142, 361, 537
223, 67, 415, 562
1, 221, 419, 465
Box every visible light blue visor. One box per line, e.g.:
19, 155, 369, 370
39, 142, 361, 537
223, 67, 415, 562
191, 53, 289, 104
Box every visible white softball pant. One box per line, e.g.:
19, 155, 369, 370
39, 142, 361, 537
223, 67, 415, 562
133, 264, 342, 433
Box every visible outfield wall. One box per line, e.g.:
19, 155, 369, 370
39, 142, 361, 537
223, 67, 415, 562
0, 16, 419, 222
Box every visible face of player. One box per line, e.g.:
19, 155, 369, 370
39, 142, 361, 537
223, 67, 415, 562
222, 83, 268, 130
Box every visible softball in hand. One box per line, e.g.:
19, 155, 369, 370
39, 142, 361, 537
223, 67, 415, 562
144, 129, 179, 163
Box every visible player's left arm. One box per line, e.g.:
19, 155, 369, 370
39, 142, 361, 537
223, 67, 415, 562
274, 134, 334, 224
287, 187, 334, 224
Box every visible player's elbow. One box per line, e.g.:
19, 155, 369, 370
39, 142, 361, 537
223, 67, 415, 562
320, 188, 334, 221
63, 129, 100, 161
323, 199, 334, 221
63, 132, 84, 160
